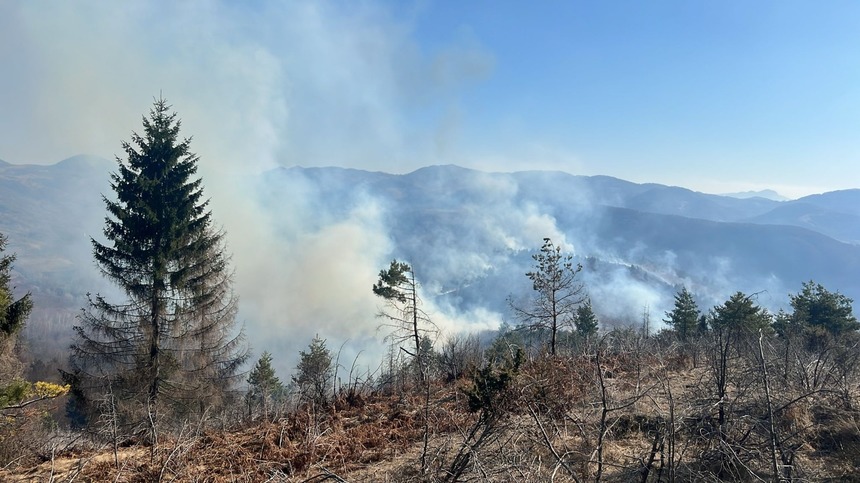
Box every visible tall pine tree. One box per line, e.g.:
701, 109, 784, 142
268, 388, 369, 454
373, 260, 432, 382
510, 238, 585, 356
68, 98, 247, 436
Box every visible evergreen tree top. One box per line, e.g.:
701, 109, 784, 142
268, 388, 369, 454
664, 286, 700, 340
790, 280, 858, 335
711, 292, 771, 333
95, 97, 214, 296
248, 351, 281, 389
373, 260, 413, 303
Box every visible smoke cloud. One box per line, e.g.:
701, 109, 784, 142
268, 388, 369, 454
0, 1, 498, 374
1, 1, 825, 378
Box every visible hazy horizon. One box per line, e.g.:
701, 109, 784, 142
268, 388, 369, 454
2, 154, 851, 202
3, 1, 860, 200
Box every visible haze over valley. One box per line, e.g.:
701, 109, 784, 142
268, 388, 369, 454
3, 156, 858, 374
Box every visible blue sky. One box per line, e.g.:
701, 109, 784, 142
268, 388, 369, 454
2, 0, 859, 197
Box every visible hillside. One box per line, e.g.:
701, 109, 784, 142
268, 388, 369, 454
746, 190, 860, 244
3, 335, 860, 482
266, 165, 860, 311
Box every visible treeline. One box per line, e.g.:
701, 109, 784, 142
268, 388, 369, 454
0, 98, 858, 481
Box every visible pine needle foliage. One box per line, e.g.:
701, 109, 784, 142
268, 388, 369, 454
373, 260, 433, 382
789, 280, 859, 336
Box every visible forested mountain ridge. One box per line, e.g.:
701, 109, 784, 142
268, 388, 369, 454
265, 164, 860, 314
745, 190, 860, 243
277, 164, 860, 240
2, 158, 860, 362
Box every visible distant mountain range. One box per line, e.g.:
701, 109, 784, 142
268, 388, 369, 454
2, 157, 860, 358
721, 189, 788, 201
264, 165, 860, 319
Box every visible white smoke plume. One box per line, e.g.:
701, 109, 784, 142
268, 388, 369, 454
0, 1, 834, 379
0, 1, 498, 375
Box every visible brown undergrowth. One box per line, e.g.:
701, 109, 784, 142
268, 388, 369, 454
2, 351, 860, 482
0, 385, 471, 482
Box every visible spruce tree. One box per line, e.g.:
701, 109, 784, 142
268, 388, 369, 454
247, 351, 282, 420
292, 336, 333, 407
663, 287, 700, 341
68, 98, 247, 436
575, 298, 599, 340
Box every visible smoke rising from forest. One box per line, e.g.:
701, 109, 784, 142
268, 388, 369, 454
0, 1, 493, 172
0, 1, 497, 373
0, 1, 825, 378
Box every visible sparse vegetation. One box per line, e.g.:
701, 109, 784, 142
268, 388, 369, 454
6, 229, 860, 481
0, 233, 69, 467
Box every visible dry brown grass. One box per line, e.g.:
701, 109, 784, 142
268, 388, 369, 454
2, 352, 860, 482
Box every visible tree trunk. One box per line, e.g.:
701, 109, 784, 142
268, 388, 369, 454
410, 270, 424, 383
758, 331, 782, 482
